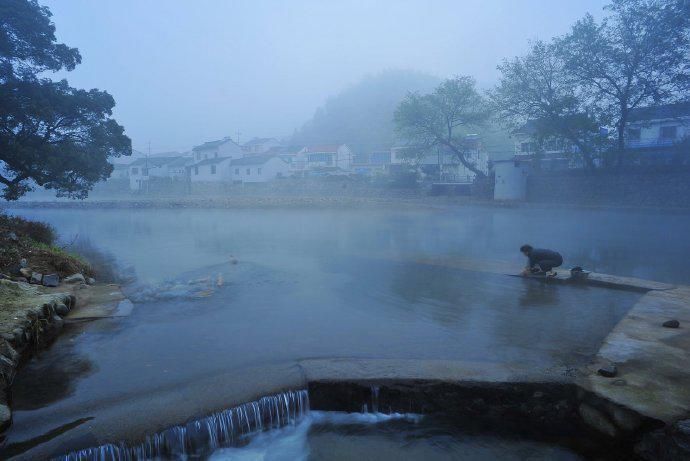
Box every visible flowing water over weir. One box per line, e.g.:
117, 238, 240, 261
55, 389, 309, 461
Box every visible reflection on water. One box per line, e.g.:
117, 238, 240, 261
1, 206, 671, 457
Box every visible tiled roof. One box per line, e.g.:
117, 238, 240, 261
303, 144, 341, 153
192, 137, 241, 152
629, 102, 690, 122
191, 157, 234, 167
230, 154, 282, 166
129, 157, 182, 167
243, 137, 278, 146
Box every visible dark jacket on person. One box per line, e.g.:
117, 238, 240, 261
528, 248, 563, 268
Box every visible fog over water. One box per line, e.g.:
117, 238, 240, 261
41, 0, 607, 151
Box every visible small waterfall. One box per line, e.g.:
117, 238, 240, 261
55, 389, 309, 461
371, 385, 380, 413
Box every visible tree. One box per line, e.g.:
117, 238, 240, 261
558, 0, 690, 166
492, 41, 603, 169
394, 76, 490, 178
0, 0, 131, 200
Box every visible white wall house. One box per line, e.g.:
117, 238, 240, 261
129, 156, 188, 190
189, 154, 289, 183
291, 144, 353, 175
230, 155, 289, 183
626, 102, 690, 164
189, 157, 234, 182
192, 137, 244, 162
242, 137, 281, 155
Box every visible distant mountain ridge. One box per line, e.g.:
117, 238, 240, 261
291, 69, 440, 152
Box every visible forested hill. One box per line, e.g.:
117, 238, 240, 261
291, 70, 439, 151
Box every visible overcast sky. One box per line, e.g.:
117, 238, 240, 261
43, 0, 607, 153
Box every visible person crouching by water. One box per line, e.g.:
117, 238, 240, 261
520, 244, 563, 277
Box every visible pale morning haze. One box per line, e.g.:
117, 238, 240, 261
43, 0, 607, 152
2, 0, 690, 459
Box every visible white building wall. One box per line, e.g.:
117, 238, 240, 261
190, 160, 233, 182
494, 160, 530, 201
231, 158, 289, 183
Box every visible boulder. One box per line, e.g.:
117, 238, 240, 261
64, 273, 86, 284
12, 277, 28, 283
597, 364, 618, 378
579, 403, 618, 438
54, 302, 70, 316
30, 272, 43, 284
0, 404, 11, 431
662, 319, 680, 328
42, 273, 59, 287
86, 277, 96, 285
8, 232, 18, 242
19, 267, 32, 278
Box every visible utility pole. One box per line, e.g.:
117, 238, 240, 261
146, 141, 150, 194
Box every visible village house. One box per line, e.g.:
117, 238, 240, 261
291, 144, 354, 175
189, 154, 289, 184
241, 137, 281, 155
128, 155, 190, 191
625, 101, 690, 165
512, 121, 580, 170
230, 155, 289, 183
191, 137, 244, 162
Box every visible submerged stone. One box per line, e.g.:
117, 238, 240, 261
662, 319, 680, 328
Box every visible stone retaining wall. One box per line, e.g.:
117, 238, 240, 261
0, 284, 75, 431
527, 167, 690, 208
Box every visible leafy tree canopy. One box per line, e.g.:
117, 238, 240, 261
0, 0, 131, 200
394, 76, 491, 178
492, 40, 602, 169
557, 0, 690, 164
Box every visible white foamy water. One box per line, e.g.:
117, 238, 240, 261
209, 411, 421, 461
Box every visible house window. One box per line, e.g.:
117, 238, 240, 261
211, 165, 216, 174
235, 168, 239, 174
627, 128, 641, 141
131, 167, 139, 174
520, 142, 535, 153
660, 126, 677, 140
257, 168, 262, 175
194, 166, 199, 175
246, 168, 251, 175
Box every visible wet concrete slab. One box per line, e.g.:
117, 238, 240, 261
578, 286, 690, 424
299, 358, 574, 384
6, 363, 305, 460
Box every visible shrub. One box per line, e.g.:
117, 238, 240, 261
0, 214, 56, 245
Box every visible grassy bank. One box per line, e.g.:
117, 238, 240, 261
0, 213, 92, 280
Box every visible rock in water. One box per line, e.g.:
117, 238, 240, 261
19, 267, 32, 278
64, 273, 86, 284
0, 404, 11, 431
42, 274, 59, 287
30, 272, 43, 284
55, 303, 70, 316
662, 319, 680, 328
86, 277, 96, 285
597, 364, 618, 378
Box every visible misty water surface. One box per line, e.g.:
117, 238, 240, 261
4, 205, 686, 457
